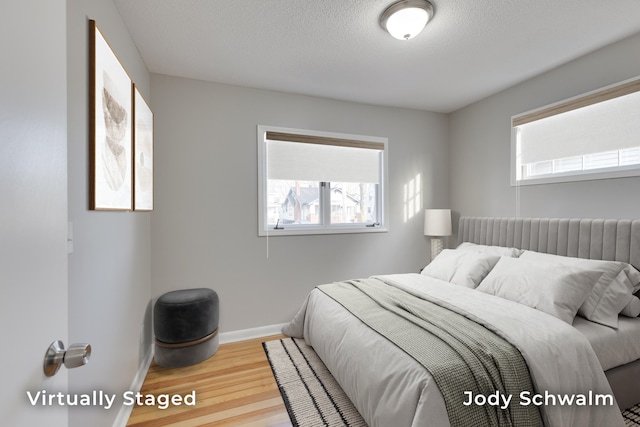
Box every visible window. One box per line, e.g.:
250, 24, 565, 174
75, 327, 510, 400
258, 125, 388, 236
511, 77, 640, 185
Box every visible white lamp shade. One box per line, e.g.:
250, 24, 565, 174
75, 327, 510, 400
424, 209, 452, 236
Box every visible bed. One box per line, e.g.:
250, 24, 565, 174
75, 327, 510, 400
283, 217, 640, 427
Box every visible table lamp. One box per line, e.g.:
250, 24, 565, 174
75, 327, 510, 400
424, 209, 452, 260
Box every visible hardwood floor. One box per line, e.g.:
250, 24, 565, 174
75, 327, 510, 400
126, 334, 292, 427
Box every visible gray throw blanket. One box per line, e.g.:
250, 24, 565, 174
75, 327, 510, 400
318, 278, 543, 427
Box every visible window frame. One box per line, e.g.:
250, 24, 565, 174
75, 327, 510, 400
510, 76, 640, 186
257, 125, 389, 236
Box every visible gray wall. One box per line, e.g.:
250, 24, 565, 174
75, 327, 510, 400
67, 1, 151, 426
449, 32, 640, 231
150, 74, 449, 333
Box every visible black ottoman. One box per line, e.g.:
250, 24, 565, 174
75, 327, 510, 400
153, 288, 219, 368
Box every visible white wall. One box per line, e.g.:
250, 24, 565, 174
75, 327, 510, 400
150, 74, 449, 333
66, 1, 151, 426
1, 1, 69, 426
449, 32, 640, 230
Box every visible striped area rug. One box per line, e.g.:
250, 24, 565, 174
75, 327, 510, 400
264, 337, 640, 427
262, 338, 367, 427
625, 405, 640, 426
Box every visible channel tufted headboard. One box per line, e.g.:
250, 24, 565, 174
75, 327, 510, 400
457, 217, 640, 270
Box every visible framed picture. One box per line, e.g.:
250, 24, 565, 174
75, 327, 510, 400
89, 20, 133, 210
133, 85, 154, 211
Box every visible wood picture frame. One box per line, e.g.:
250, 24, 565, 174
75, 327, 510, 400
133, 85, 154, 211
89, 20, 133, 210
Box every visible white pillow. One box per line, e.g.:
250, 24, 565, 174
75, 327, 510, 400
519, 251, 634, 328
456, 242, 523, 257
421, 249, 500, 288
621, 296, 640, 317
625, 265, 640, 293
477, 257, 602, 324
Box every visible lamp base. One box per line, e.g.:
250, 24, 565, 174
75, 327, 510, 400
431, 238, 443, 261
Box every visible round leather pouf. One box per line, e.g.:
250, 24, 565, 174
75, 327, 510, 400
154, 288, 219, 343
153, 288, 219, 368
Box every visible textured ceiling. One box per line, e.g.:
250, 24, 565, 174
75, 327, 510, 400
113, 0, 640, 113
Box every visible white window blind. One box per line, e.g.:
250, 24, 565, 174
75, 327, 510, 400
517, 89, 640, 164
265, 131, 383, 184
511, 77, 640, 184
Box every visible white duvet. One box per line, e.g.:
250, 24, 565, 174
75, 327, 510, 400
283, 273, 625, 427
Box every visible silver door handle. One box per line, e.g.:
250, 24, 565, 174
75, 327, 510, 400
43, 341, 91, 377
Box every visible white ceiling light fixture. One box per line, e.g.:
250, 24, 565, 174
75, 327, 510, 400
380, 0, 435, 41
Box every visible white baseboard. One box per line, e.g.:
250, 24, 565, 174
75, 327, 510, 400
112, 347, 154, 427
219, 323, 288, 344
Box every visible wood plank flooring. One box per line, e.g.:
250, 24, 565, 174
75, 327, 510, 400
126, 334, 292, 427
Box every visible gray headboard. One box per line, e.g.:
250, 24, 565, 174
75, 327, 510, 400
458, 217, 640, 270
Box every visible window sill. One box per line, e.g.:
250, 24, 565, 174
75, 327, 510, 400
511, 164, 640, 187
258, 226, 388, 237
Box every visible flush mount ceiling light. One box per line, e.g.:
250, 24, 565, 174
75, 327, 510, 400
380, 0, 435, 40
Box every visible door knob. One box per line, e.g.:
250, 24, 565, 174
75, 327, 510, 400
43, 341, 91, 377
